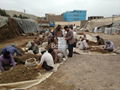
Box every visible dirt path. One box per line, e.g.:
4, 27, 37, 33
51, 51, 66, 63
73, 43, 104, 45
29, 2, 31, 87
37, 54, 120, 90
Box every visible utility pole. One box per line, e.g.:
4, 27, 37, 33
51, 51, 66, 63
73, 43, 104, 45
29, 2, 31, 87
24, 9, 26, 13
111, 15, 114, 34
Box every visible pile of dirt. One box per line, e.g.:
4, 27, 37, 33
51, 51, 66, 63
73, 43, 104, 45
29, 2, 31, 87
0, 65, 39, 84
14, 54, 41, 64
0, 18, 23, 42
90, 47, 109, 54
88, 41, 98, 46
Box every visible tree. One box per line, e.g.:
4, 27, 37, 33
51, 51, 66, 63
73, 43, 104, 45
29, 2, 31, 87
13, 14, 18, 18
0, 9, 10, 17
17, 14, 29, 19
22, 16, 29, 19
18, 14, 23, 19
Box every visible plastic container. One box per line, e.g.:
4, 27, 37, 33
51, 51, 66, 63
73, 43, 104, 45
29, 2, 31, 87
25, 58, 38, 67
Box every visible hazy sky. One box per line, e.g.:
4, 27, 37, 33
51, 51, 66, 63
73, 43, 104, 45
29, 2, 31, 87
0, 0, 120, 17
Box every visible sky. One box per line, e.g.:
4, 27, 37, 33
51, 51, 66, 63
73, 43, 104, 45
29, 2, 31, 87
0, 0, 120, 17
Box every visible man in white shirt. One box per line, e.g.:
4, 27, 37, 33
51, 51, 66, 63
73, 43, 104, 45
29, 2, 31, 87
73, 24, 76, 30
36, 49, 54, 71
62, 29, 67, 37
79, 39, 89, 50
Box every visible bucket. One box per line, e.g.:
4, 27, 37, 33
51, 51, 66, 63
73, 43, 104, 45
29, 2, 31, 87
25, 58, 38, 67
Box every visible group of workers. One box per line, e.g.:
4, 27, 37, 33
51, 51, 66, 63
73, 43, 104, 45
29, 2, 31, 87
0, 24, 115, 72
36, 25, 77, 71
96, 35, 115, 52
78, 34, 115, 52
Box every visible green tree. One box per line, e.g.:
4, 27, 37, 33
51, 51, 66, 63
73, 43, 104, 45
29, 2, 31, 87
0, 9, 10, 17
17, 14, 29, 19
18, 14, 23, 19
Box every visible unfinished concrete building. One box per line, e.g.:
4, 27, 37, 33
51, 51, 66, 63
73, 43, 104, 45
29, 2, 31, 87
88, 16, 104, 20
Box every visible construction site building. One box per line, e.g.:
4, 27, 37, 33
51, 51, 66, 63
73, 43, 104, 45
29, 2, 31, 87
63, 10, 87, 22
88, 16, 104, 20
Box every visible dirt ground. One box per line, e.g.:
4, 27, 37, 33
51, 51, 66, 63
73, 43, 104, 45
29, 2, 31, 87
0, 65, 39, 84
37, 54, 120, 90
0, 33, 120, 90
35, 33, 120, 90
0, 36, 34, 48
90, 33, 120, 48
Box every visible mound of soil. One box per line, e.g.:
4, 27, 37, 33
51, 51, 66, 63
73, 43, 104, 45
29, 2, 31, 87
14, 54, 41, 64
90, 47, 109, 54
88, 41, 98, 46
0, 65, 39, 84
19, 42, 28, 48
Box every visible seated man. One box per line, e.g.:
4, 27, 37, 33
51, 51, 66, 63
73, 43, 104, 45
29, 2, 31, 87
34, 36, 43, 45
47, 42, 64, 63
104, 41, 115, 52
79, 38, 89, 50
47, 32, 54, 44
2, 45, 22, 56
33, 37, 40, 45
36, 49, 54, 71
0, 50, 16, 72
96, 35, 105, 45
28, 42, 39, 54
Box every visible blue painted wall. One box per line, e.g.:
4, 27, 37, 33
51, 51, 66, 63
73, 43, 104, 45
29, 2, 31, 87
63, 10, 87, 22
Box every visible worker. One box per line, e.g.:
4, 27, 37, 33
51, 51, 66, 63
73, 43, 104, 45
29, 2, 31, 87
62, 27, 67, 37
36, 48, 54, 71
33, 36, 43, 45
69, 25, 77, 39
28, 42, 39, 54
47, 32, 54, 44
53, 25, 63, 38
65, 25, 75, 57
0, 50, 16, 72
47, 42, 64, 63
104, 41, 115, 52
96, 35, 105, 45
73, 24, 76, 30
79, 38, 89, 50
69, 25, 77, 47
83, 34, 87, 40
1, 45, 22, 56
